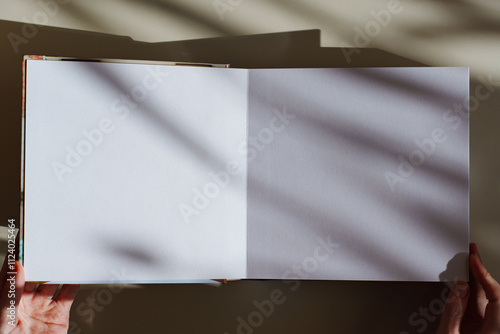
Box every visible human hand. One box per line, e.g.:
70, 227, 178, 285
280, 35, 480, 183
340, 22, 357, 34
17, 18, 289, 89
437, 243, 500, 333
0, 256, 79, 333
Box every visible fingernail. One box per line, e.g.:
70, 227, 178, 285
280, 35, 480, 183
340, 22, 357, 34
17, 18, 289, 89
453, 281, 469, 297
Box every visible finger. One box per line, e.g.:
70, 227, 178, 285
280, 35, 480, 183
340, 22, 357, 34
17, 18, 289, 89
470, 243, 482, 262
468, 243, 487, 319
470, 252, 500, 302
0, 254, 18, 302
55, 284, 80, 311
13, 261, 25, 307
436, 281, 470, 334
36, 284, 59, 299
470, 248, 500, 332
0, 261, 24, 308
0, 261, 24, 330
22, 282, 37, 294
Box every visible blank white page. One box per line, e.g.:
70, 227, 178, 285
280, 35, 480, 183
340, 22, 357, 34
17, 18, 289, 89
246, 67, 469, 281
24, 62, 469, 283
24, 60, 248, 283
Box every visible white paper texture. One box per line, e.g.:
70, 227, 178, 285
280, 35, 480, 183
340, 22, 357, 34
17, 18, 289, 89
24, 60, 248, 282
246, 67, 469, 281
23, 61, 469, 282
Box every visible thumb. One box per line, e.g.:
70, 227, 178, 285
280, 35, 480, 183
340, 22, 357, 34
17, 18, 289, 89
0, 261, 25, 332
13, 261, 25, 307
436, 281, 469, 334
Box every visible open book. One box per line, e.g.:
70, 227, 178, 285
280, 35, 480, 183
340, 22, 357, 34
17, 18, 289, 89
22, 56, 469, 283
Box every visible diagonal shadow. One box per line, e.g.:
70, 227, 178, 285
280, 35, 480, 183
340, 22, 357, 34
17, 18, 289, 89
82, 61, 239, 171
126, 0, 245, 36
246, 67, 468, 280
